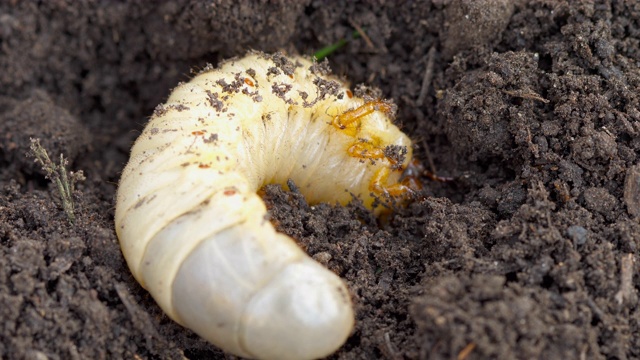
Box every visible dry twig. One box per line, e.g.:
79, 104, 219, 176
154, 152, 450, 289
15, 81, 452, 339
417, 45, 437, 106
28, 138, 85, 224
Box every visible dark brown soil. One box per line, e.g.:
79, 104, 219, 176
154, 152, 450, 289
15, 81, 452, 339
1, 1, 638, 359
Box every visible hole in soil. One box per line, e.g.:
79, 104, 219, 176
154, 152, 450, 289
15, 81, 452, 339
45, 278, 58, 295
541, 274, 554, 289
538, 53, 553, 72
505, 271, 518, 283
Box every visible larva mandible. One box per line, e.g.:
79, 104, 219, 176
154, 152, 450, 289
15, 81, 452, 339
115, 51, 414, 360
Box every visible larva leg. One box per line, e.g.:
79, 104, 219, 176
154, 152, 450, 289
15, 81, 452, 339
369, 166, 416, 198
332, 99, 394, 129
332, 99, 394, 136
347, 140, 386, 161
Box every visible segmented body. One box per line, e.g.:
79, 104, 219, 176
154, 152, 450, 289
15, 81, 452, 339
115, 52, 413, 360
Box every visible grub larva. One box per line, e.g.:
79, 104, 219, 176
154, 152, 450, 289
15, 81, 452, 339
115, 51, 413, 360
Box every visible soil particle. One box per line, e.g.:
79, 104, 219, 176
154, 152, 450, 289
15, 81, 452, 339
623, 164, 640, 217
440, 0, 515, 60
1, 1, 639, 359
0, 90, 89, 178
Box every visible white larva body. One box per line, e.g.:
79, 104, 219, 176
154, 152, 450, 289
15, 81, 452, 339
115, 52, 412, 359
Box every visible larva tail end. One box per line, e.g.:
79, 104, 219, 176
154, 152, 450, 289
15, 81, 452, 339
241, 258, 354, 360
170, 225, 353, 359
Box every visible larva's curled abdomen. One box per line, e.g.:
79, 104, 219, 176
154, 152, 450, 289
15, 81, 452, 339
115, 52, 413, 359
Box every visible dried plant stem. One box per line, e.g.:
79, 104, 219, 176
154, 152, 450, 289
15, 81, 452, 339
28, 138, 85, 224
